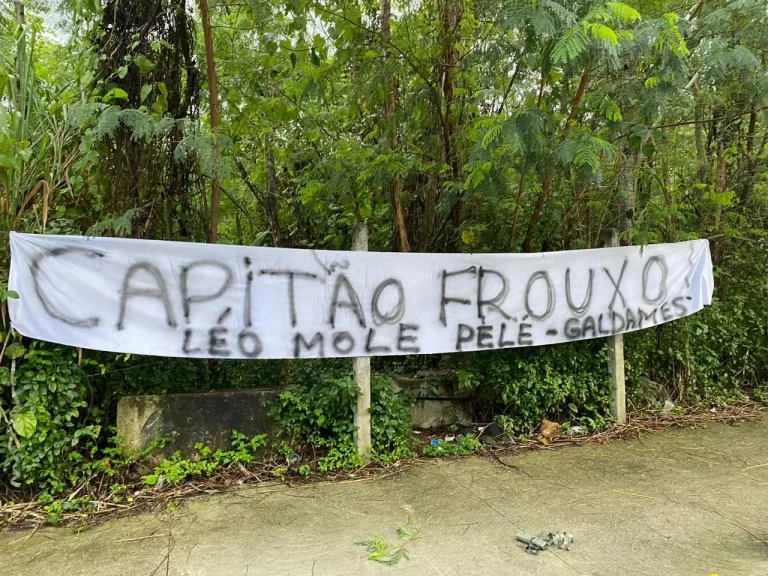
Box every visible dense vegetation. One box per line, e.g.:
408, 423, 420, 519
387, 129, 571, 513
0, 0, 766, 497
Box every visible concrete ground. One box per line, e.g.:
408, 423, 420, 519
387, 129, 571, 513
2, 417, 767, 576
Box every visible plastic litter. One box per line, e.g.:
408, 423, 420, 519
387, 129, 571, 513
565, 426, 585, 436
516, 531, 574, 555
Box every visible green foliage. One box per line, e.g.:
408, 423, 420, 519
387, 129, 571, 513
2, 0, 768, 497
422, 435, 482, 458
356, 520, 422, 566
269, 372, 414, 470
0, 344, 102, 493
454, 343, 612, 434
625, 284, 768, 406
144, 431, 267, 486
371, 378, 416, 463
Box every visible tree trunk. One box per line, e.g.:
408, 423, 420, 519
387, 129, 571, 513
421, 172, 437, 252
14, 1, 24, 117
694, 100, 707, 182
439, 0, 462, 229
618, 142, 637, 239
739, 105, 757, 204
381, 0, 410, 252
522, 68, 590, 252
199, 0, 221, 244
265, 134, 282, 247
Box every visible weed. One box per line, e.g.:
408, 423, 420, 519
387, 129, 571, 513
422, 435, 482, 458
357, 520, 422, 566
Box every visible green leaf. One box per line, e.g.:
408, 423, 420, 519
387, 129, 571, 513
134, 54, 156, 74
13, 411, 37, 438
602, 100, 622, 122
6, 290, 19, 299
152, 82, 168, 115
552, 27, 589, 64
140, 84, 153, 103
102, 88, 129, 103
586, 22, 618, 45
5, 342, 26, 359
607, 2, 641, 23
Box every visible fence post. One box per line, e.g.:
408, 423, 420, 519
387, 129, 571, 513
351, 222, 372, 461
608, 228, 627, 424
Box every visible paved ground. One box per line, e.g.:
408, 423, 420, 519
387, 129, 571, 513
2, 416, 767, 576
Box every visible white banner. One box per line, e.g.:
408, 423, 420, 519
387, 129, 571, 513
8, 233, 713, 359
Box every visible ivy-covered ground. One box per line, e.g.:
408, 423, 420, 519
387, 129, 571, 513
3, 413, 767, 575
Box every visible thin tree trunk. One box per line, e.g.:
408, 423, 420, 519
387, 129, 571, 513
510, 172, 526, 249
690, 77, 707, 183
235, 155, 281, 247
421, 172, 437, 251
522, 68, 590, 252
381, 0, 410, 252
199, 0, 221, 244
14, 2, 24, 118
740, 105, 757, 203
265, 134, 282, 247
714, 144, 727, 299
439, 0, 462, 229
618, 143, 637, 238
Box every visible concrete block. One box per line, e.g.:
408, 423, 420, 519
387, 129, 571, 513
117, 389, 279, 457
395, 370, 472, 429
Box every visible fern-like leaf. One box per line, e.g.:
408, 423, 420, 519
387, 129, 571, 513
541, 0, 577, 26
602, 100, 623, 121
532, 9, 556, 38
482, 123, 502, 149
586, 22, 619, 45
552, 26, 589, 64
607, 2, 642, 23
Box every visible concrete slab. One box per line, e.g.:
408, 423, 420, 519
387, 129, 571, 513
3, 416, 767, 576
117, 389, 279, 456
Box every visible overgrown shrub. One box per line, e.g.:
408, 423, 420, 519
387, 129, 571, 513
0, 343, 102, 493
450, 342, 612, 434
269, 371, 414, 469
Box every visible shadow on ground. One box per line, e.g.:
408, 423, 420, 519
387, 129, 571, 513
2, 417, 767, 576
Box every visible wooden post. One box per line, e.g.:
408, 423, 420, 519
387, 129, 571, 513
351, 222, 371, 461
608, 228, 627, 424
199, 0, 221, 244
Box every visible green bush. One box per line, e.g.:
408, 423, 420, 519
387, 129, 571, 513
371, 378, 416, 463
449, 342, 612, 434
0, 344, 101, 493
625, 297, 768, 406
269, 371, 414, 469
